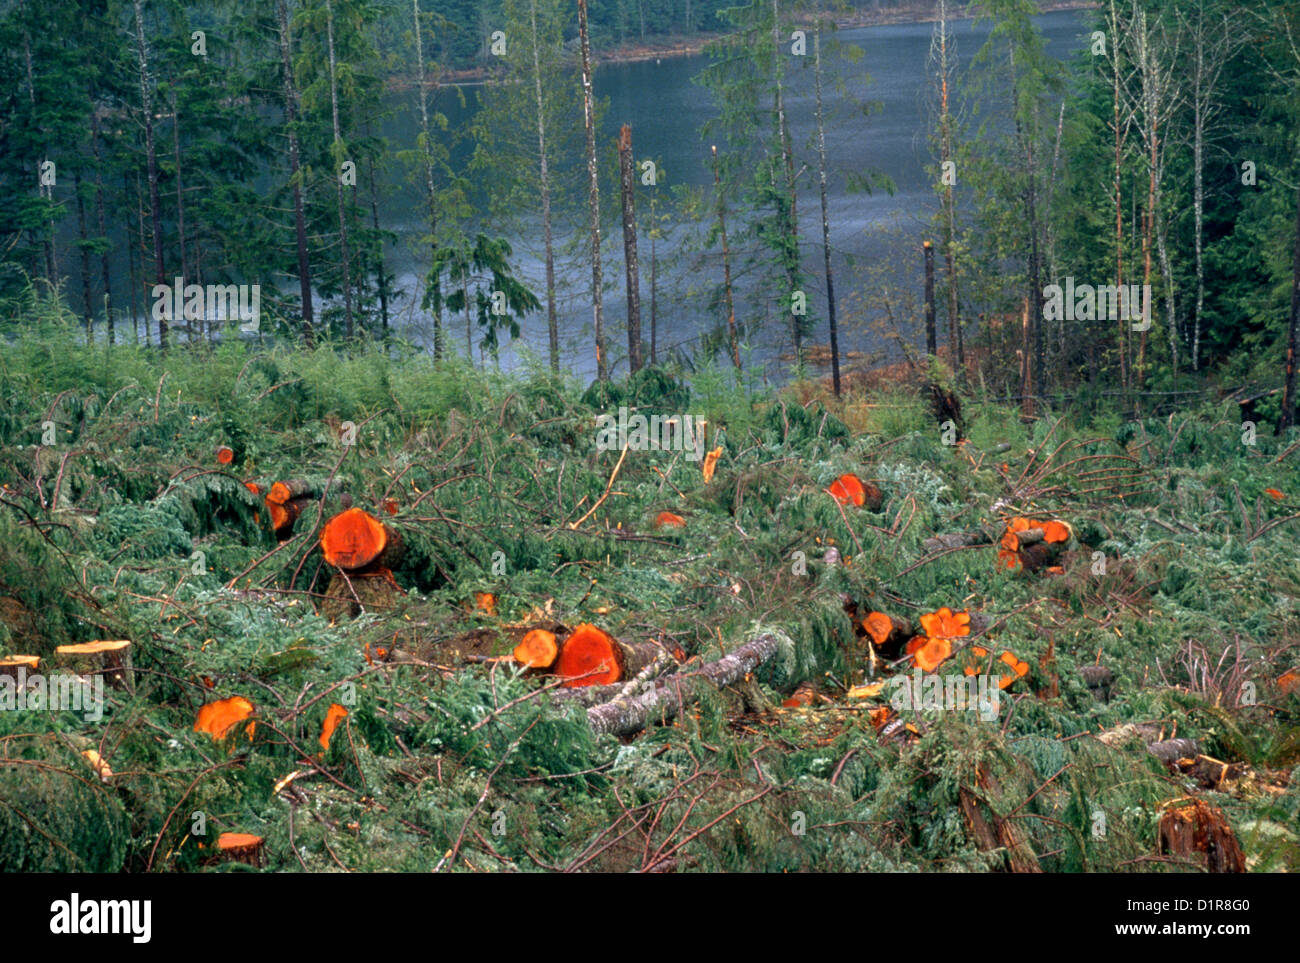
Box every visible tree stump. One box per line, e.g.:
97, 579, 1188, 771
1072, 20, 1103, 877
212, 832, 265, 868
0, 654, 40, 679
1158, 798, 1245, 873
54, 641, 133, 692
321, 568, 405, 621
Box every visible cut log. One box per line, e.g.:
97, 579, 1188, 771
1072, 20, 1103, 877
921, 526, 997, 554
266, 479, 314, 505
862, 611, 911, 657
216, 445, 234, 465
654, 511, 685, 529
1178, 754, 1246, 791
553, 624, 660, 688
54, 640, 133, 691
513, 629, 559, 669
320, 507, 404, 571
266, 494, 313, 538
320, 703, 348, 753
214, 832, 265, 868
584, 631, 780, 736
1147, 738, 1200, 765
0, 654, 40, 679
1157, 798, 1245, 873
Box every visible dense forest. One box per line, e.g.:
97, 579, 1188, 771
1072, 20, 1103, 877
1, 0, 1299, 886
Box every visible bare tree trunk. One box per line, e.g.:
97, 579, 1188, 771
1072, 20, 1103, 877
23, 28, 56, 285
712, 145, 740, 369
618, 125, 642, 372
923, 240, 937, 356
367, 152, 390, 334
278, 0, 314, 344
76, 170, 92, 334
92, 110, 113, 343
1282, 179, 1300, 432
171, 93, 188, 292
578, 0, 607, 380
813, 8, 840, 396
936, 0, 962, 372
133, 0, 166, 350
412, 0, 443, 359
1109, 0, 1128, 392
325, 0, 354, 339
771, 0, 801, 365
529, 0, 559, 372
650, 194, 658, 364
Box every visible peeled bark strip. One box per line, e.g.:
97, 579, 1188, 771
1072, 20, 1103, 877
54, 640, 133, 691
585, 631, 779, 737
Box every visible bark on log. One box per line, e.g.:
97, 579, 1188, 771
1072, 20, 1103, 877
921, 526, 998, 554
267, 479, 315, 505
212, 832, 265, 868
1147, 737, 1200, 765
584, 631, 780, 737
1079, 665, 1114, 700
321, 568, 405, 621
54, 640, 133, 691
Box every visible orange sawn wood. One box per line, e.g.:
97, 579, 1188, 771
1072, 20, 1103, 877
654, 511, 686, 529
513, 629, 559, 669
321, 507, 399, 570
320, 703, 349, 752
554, 623, 625, 687
194, 695, 255, 740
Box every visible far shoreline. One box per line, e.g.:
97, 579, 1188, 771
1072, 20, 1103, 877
405, 0, 1098, 88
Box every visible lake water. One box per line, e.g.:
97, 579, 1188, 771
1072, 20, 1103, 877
97, 8, 1089, 381
374, 7, 1089, 382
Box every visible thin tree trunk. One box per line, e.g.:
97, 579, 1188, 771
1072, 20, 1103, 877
578, 0, 607, 380
618, 125, 643, 372
93, 110, 112, 343
937, 0, 961, 372
325, 0, 354, 339
133, 0, 166, 350
712, 145, 740, 369
813, 8, 840, 396
529, 0, 559, 372
367, 150, 389, 334
278, 0, 314, 344
923, 240, 937, 356
1110, 0, 1127, 392
23, 28, 56, 284
412, 0, 442, 359
650, 194, 658, 364
770, 0, 801, 365
171, 92, 188, 291
76, 170, 92, 334
1282, 179, 1300, 432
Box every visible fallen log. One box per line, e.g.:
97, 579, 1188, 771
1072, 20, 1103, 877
54, 640, 133, 691
267, 480, 315, 505
584, 631, 781, 737
320, 507, 404, 571
1147, 737, 1200, 766
553, 623, 661, 688
862, 611, 912, 657
267, 494, 313, 538
921, 527, 996, 554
